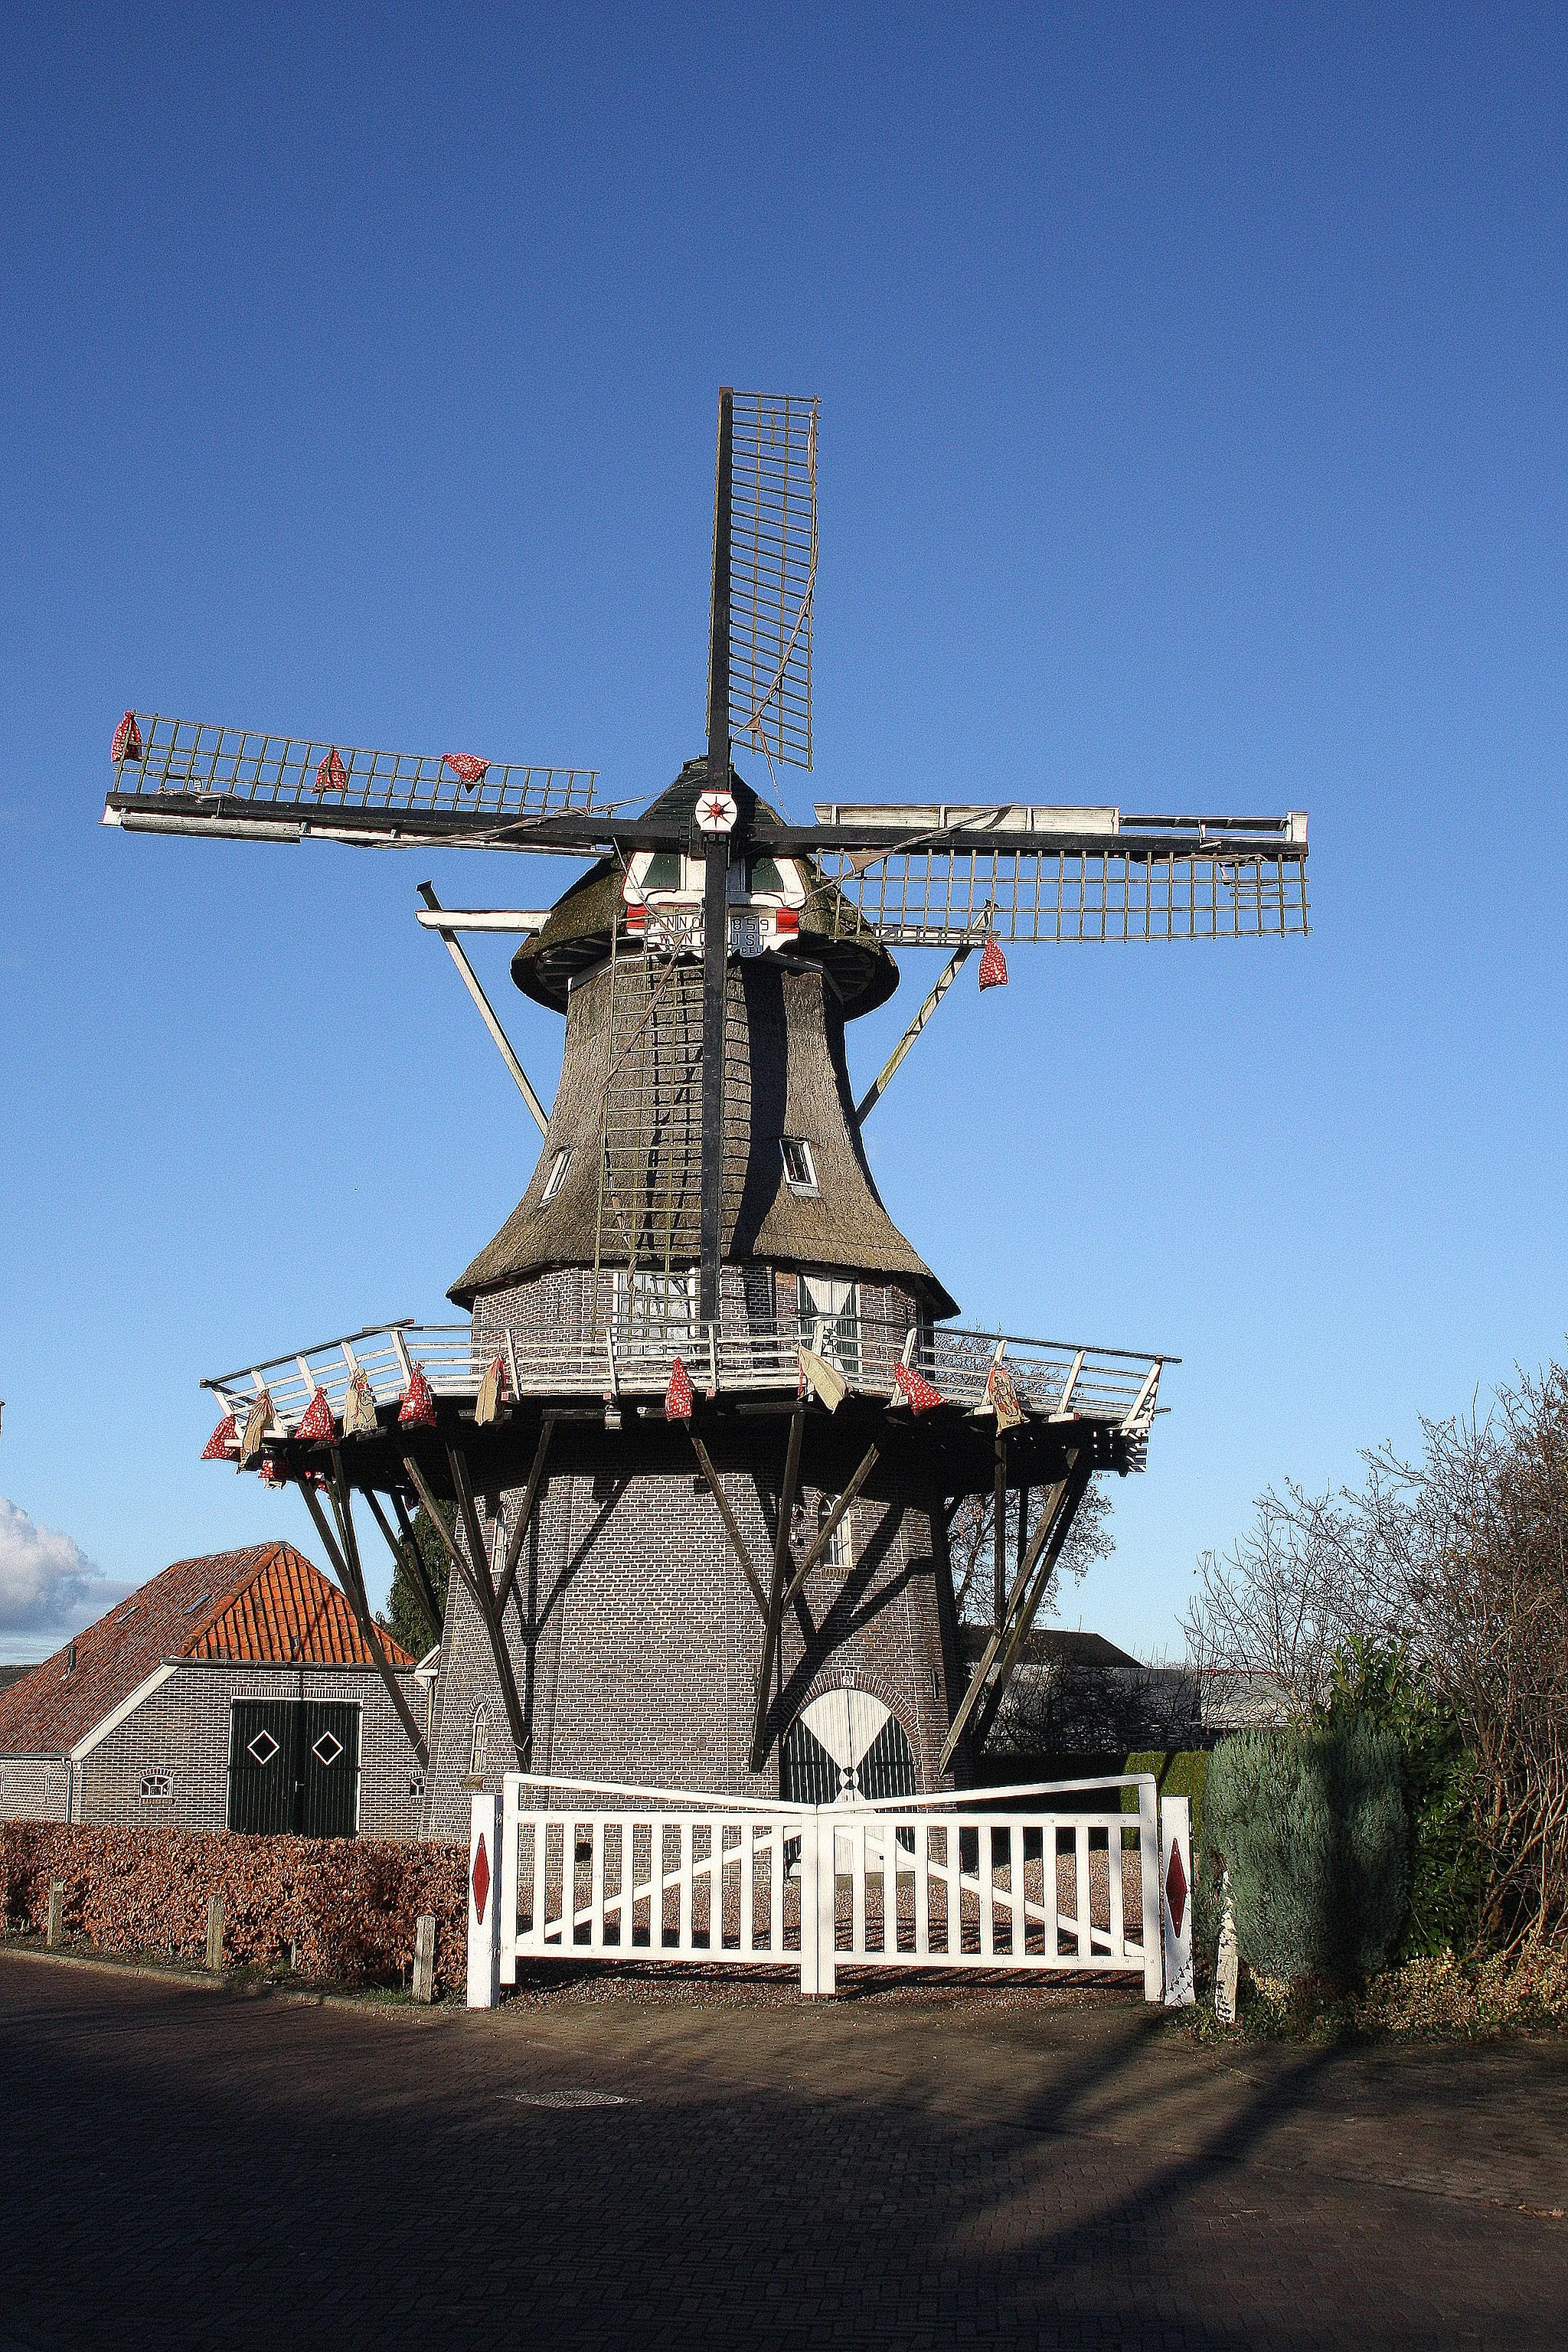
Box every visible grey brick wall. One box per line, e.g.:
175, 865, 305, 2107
0, 1756, 70, 1823
64, 1663, 423, 1837
423, 1267, 964, 1837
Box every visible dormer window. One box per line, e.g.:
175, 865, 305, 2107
780, 1137, 818, 1196
541, 1148, 573, 1204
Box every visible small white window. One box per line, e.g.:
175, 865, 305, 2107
818, 1496, 853, 1573
780, 1137, 818, 1194
139, 1772, 172, 1802
470, 1707, 489, 1780
541, 1148, 573, 1204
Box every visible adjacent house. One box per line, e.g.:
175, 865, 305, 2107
0, 1543, 422, 1838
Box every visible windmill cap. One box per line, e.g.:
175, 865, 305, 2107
508, 759, 897, 1018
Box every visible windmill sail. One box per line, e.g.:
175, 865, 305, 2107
807, 804, 1309, 944
726, 391, 817, 771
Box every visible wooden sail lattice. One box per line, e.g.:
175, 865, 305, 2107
727, 392, 817, 772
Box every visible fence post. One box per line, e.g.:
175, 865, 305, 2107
205, 1890, 225, 1976
412, 1913, 436, 2004
1159, 1795, 1194, 2007
1137, 1776, 1161, 2001
467, 1790, 501, 2008
46, 1880, 64, 1950
798, 1810, 836, 1997
817, 1810, 837, 1997
798, 1811, 818, 1994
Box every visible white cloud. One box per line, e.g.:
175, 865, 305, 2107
0, 1498, 126, 1636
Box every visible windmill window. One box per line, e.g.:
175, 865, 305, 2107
780, 1137, 818, 1195
818, 1496, 853, 1573
749, 856, 786, 895
642, 852, 683, 891
801, 1272, 860, 1379
541, 1148, 573, 1204
614, 1268, 697, 1349
470, 1707, 488, 1780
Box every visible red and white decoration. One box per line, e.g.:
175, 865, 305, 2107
398, 1362, 438, 1429
467, 1790, 501, 2007
295, 1387, 336, 1442
314, 746, 348, 794
978, 933, 1008, 991
111, 711, 143, 763
444, 753, 489, 787
201, 1414, 238, 1462
893, 1361, 943, 1414
1160, 1793, 1195, 2007
694, 786, 737, 833
258, 1456, 289, 1488
665, 1355, 694, 1422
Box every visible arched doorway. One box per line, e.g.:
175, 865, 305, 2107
781, 1687, 916, 1805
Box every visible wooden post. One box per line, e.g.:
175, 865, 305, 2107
445, 1446, 531, 1769
1161, 1794, 1194, 2007
493, 1416, 557, 1616
205, 1890, 225, 1976
468, 1791, 501, 2007
699, 385, 734, 1328
992, 1434, 1008, 1630
1138, 1776, 1163, 2004
412, 1912, 436, 2004
299, 1464, 430, 1766
364, 1487, 439, 1652
46, 1880, 64, 1949
689, 1432, 766, 1613
750, 1402, 806, 1772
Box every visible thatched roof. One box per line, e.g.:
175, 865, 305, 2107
510, 759, 898, 1018
449, 956, 956, 1314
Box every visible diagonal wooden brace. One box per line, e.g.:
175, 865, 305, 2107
782, 1443, 880, 1607
749, 1402, 806, 1773
403, 1452, 529, 1769
299, 1460, 428, 1766
448, 1444, 532, 1772
494, 1414, 557, 1618
939, 1453, 1090, 1772
363, 1487, 440, 1652
689, 1432, 766, 1615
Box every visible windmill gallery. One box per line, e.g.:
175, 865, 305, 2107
100, 391, 1309, 1841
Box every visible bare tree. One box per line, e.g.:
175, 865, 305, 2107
949, 1476, 1114, 1628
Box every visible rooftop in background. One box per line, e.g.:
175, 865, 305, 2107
0, 1544, 413, 1759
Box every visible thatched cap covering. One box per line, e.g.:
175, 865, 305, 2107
511, 760, 898, 1018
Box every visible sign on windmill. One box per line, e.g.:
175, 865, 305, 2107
102, 387, 1308, 1823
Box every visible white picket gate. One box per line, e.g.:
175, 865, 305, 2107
469, 1772, 1187, 2002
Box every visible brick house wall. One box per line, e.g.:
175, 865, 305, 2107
0, 1756, 70, 1824
75, 1662, 422, 1837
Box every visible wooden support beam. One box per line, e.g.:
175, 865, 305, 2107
493, 1415, 557, 1617
446, 1444, 531, 1771
749, 1401, 806, 1774
939, 1456, 1093, 1770
363, 1488, 439, 1652
854, 938, 978, 1124
403, 1452, 530, 1768
939, 1457, 1081, 1772
992, 1434, 1008, 1629
401, 1458, 485, 1611
416, 882, 551, 1134
298, 1462, 428, 1766
689, 1432, 766, 1615
782, 1443, 880, 1607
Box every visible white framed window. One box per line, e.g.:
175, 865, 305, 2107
779, 1136, 818, 1195
801, 1272, 860, 1379
541, 1147, 573, 1204
139, 1772, 172, 1801
817, 1496, 854, 1573
469, 1707, 488, 1780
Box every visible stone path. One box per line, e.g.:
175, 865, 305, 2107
2, 1951, 1564, 2349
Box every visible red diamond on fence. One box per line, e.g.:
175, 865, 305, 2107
978, 934, 1008, 991
1166, 1840, 1188, 1939
893, 1361, 943, 1414
314, 746, 348, 794
445, 753, 489, 787
295, 1387, 336, 1442
201, 1415, 238, 1462
471, 1832, 491, 1924
111, 710, 142, 763
398, 1364, 438, 1429
664, 1356, 694, 1423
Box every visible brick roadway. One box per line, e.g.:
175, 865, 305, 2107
1, 1954, 1565, 2350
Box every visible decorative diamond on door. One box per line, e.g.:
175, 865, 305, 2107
247, 1729, 281, 1766
311, 1730, 345, 1767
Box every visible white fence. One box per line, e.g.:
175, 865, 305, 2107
469, 1773, 1194, 2002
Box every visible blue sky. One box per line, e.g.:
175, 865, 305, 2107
2, 2, 1565, 1661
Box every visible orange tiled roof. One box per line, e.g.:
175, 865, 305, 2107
185, 1544, 414, 1668
0, 1542, 413, 1759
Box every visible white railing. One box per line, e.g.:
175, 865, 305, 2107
475, 1772, 1169, 2000
204, 1317, 1169, 1440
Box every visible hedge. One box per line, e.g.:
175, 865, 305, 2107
1121, 1750, 1209, 1857
0, 1823, 467, 1994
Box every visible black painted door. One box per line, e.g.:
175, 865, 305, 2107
227, 1700, 361, 1836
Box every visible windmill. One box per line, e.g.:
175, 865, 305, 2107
103, 390, 1308, 1821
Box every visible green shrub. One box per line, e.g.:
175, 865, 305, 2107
1122, 1749, 1209, 1857
1326, 1639, 1481, 1961
1205, 1717, 1409, 1988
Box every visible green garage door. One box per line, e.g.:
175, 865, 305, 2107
228, 1700, 361, 1837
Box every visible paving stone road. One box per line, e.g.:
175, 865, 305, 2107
2, 1951, 1564, 2350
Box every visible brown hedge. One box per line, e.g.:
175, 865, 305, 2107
0, 1822, 467, 1992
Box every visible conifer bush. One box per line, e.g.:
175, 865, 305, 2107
1205, 1717, 1408, 1987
